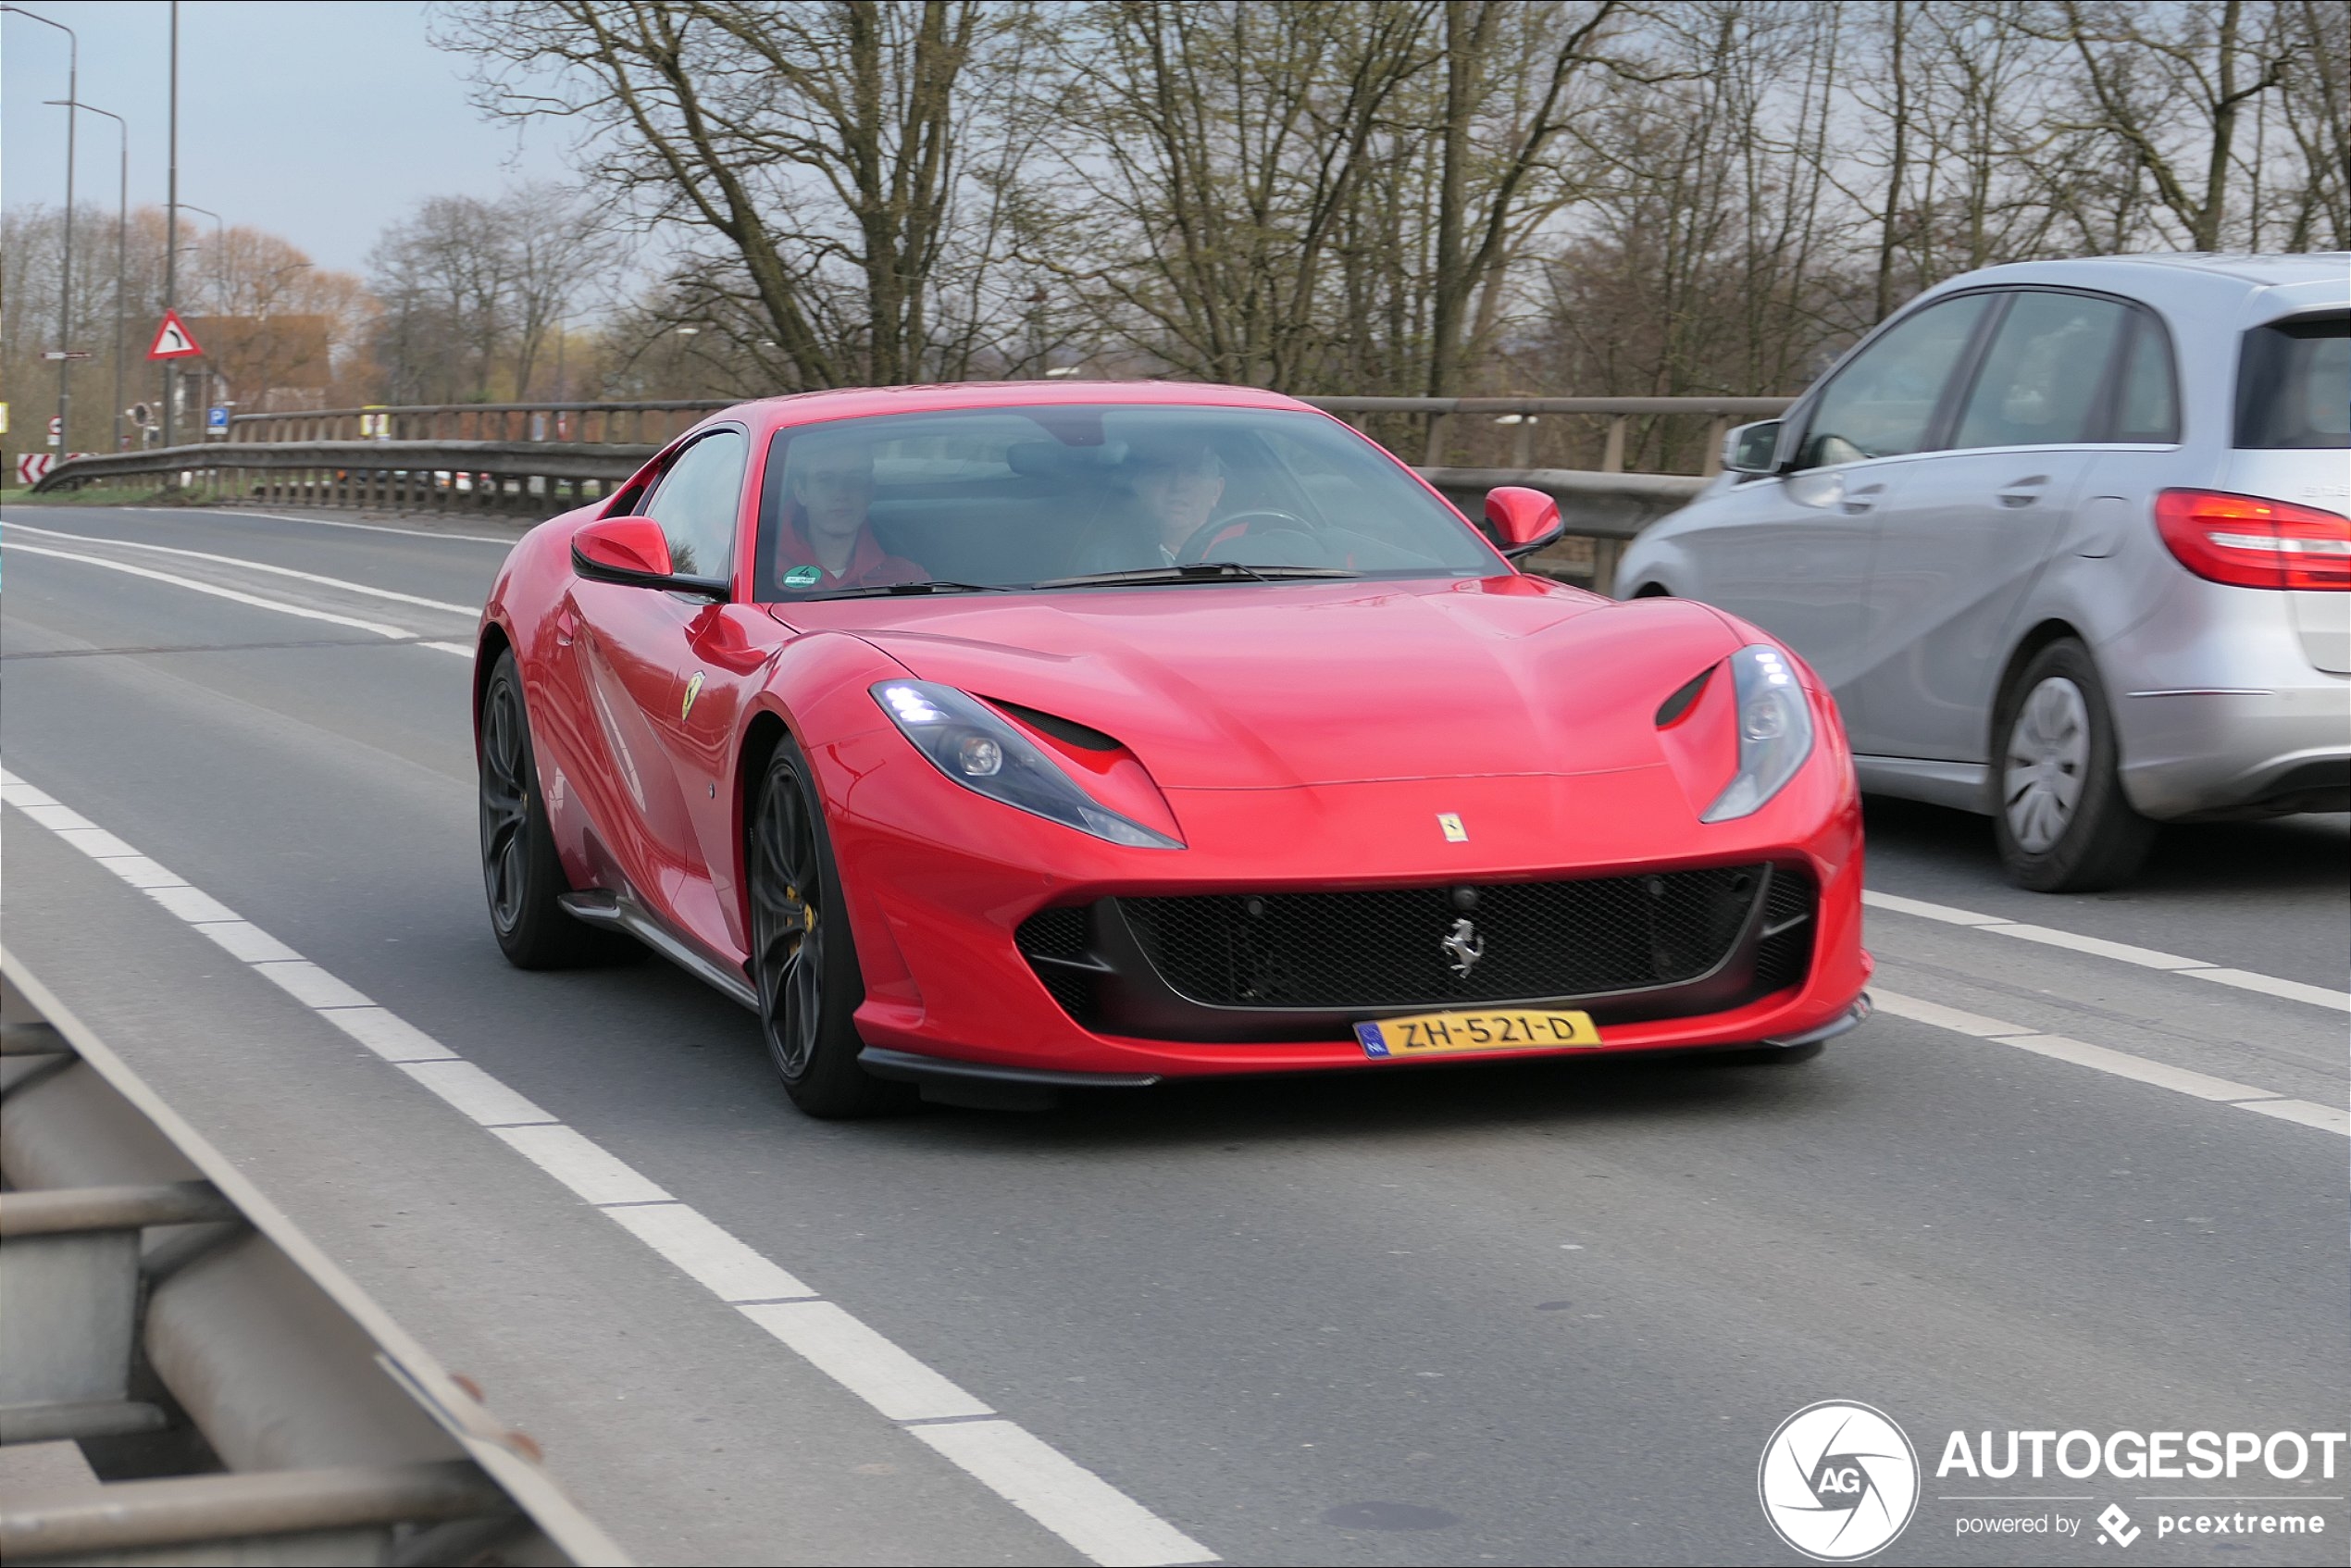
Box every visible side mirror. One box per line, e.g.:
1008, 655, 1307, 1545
1484, 485, 1566, 559
1722, 419, 1783, 476
570, 516, 728, 599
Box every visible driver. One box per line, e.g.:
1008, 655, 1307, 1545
773, 428, 923, 591
1126, 437, 1226, 565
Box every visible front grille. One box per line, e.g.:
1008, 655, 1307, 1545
1120, 865, 1768, 1010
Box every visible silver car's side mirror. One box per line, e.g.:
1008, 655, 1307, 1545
1723, 419, 1783, 476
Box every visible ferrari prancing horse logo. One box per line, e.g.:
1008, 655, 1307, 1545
1442, 917, 1485, 977
1437, 812, 1468, 842
681, 671, 706, 720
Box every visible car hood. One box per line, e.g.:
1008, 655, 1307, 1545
780, 579, 1744, 789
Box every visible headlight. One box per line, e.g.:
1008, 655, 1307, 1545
1700, 644, 1815, 822
872, 681, 1182, 849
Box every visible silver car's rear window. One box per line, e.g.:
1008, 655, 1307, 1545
2235, 315, 2348, 450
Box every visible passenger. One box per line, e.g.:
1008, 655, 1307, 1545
773, 429, 923, 591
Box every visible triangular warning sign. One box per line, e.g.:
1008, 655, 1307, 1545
147, 308, 205, 361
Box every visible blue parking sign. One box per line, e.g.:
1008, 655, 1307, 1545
206, 405, 229, 431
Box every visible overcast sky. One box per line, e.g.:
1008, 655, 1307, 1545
3, 1, 575, 276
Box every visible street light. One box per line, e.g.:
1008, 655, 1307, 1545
4, 5, 79, 458
49, 98, 126, 451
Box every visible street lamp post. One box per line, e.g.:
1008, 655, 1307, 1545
163, 0, 180, 448
5, 5, 79, 458
50, 99, 127, 451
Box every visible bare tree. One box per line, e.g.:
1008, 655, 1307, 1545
437, 0, 994, 389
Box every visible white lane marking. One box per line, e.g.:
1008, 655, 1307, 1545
56, 826, 140, 858
320, 1006, 455, 1063
138, 505, 521, 547
252, 959, 374, 1010
605, 1205, 819, 1304
6, 542, 415, 640
911, 1420, 1221, 1568
421, 641, 475, 658
1990, 1033, 2281, 1103
1863, 890, 2350, 1013
194, 920, 305, 963
490, 1124, 676, 1206
0, 762, 1211, 1562
145, 884, 242, 923
7, 521, 479, 615
400, 1060, 559, 1126
738, 1301, 995, 1423
1873, 989, 2346, 1137
2194, 967, 2351, 1011
2242, 1099, 2351, 1135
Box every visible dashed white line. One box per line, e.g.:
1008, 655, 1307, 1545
5, 540, 474, 656
140, 504, 524, 547
741, 1300, 997, 1423
400, 1059, 560, 1126
603, 1204, 818, 1303
1872, 989, 2347, 1136
6, 542, 417, 639
7, 521, 479, 614
2, 762, 1217, 1565
1863, 889, 2350, 1013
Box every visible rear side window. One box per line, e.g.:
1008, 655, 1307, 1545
1951, 292, 2131, 448
2236, 316, 2349, 449
2112, 312, 2180, 442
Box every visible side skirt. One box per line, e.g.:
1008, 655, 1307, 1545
558, 890, 758, 1012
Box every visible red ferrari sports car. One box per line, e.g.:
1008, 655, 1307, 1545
474, 381, 1871, 1115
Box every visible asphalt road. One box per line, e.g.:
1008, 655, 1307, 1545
5, 502, 2346, 1567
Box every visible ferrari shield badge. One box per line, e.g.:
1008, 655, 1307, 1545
1437, 812, 1468, 842
681, 671, 706, 720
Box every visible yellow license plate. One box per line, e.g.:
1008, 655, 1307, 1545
1354, 1009, 1600, 1059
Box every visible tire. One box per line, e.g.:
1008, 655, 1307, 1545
747, 739, 911, 1118
1991, 639, 2155, 892
478, 650, 630, 967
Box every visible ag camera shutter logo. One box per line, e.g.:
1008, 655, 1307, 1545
1759, 1400, 1921, 1561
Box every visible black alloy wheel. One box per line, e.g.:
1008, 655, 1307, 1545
748, 740, 909, 1117
478, 650, 628, 967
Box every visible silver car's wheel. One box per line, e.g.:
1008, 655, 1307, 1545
2002, 676, 2090, 853
1990, 640, 2154, 892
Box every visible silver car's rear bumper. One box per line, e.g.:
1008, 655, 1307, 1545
2115, 685, 2351, 819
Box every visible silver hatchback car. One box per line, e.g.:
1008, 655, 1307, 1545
1618, 254, 2349, 890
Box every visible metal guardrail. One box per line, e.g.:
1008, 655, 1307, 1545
25, 392, 1793, 592
0, 951, 628, 1567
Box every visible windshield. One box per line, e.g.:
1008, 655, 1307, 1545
2236, 315, 2349, 450
753, 404, 1500, 599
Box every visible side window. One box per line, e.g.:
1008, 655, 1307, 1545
2113, 311, 2181, 443
641, 429, 748, 579
1952, 292, 2131, 449
1799, 293, 1993, 469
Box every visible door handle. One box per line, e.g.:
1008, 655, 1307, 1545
1997, 475, 2051, 508
554, 604, 578, 646
1839, 482, 1887, 516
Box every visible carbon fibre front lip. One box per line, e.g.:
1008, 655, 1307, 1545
1761, 991, 1871, 1049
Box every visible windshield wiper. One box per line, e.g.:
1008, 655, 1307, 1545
1033, 562, 1362, 590
802, 579, 1013, 599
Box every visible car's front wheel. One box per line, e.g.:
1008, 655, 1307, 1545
1992, 640, 2154, 892
748, 740, 910, 1118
